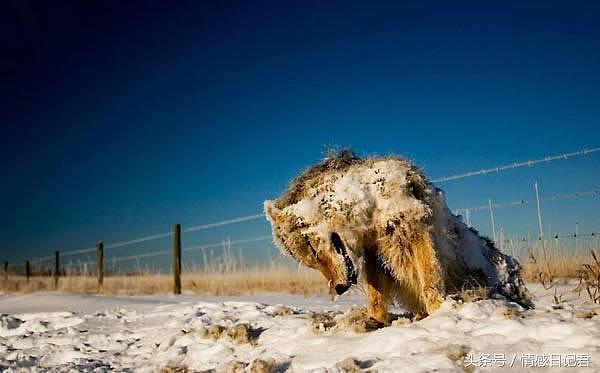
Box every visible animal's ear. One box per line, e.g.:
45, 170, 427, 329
263, 200, 281, 224
407, 172, 428, 202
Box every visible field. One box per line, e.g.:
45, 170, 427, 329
0, 247, 597, 296
0, 264, 327, 297
1, 282, 599, 372
0, 249, 599, 371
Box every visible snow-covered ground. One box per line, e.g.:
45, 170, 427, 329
1, 282, 599, 372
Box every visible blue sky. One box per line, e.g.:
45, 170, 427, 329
1, 1, 599, 267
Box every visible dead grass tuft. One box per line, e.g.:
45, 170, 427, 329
335, 358, 362, 373
201, 323, 264, 345
336, 307, 385, 332
248, 358, 277, 373
310, 307, 386, 334
160, 365, 188, 373
444, 344, 474, 373
574, 309, 597, 319
574, 250, 600, 304
334, 357, 377, 372
226, 323, 264, 346
451, 287, 487, 304
217, 360, 247, 373
498, 305, 523, 319
310, 311, 340, 333
270, 305, 294, 316
521, 248, 592, 284
444, 344, 472, 371
525, 248, 554, 289
202, 324, 227, 341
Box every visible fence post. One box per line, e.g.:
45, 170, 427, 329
3, 261, 7, 282
96, 242, 104, 291
533, 181, 551, 271
488, 199, 496, 243
25, 260, 30, 283
173, 223, 182, 295
465, 208, 471, 227
575, 221, 579, 250
54, 250, 60, 289
534, 182, 544, 240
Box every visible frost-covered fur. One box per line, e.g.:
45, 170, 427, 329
265, 151, 533, 323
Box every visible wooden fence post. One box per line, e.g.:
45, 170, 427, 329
25, 260, 30, 283
96, 242, 104, 290
173, 223, 182, 295
54, 250, 60, 289
3, 261, 7, 282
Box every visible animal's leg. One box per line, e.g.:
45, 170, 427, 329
364, 249, 393, 326
376, 225, 444, 318
411, 233, 444, 315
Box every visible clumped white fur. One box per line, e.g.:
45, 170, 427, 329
265, 151, 532, 313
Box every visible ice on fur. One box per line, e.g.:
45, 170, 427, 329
265, 149, 532, 323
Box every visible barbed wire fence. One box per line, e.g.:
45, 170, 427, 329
2, 146, 599, 292
431, 147, 600, 183
455, 189, 600, 251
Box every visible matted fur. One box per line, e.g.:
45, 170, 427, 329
265, 150, 533, 322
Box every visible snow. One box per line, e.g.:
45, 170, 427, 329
282, 158, 427, 230
0, 283, 599, 372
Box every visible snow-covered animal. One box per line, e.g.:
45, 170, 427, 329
265, 150, 532, 324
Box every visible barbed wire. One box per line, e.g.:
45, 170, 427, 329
61, 247, 98, 257
103, 249, 172, 263
433, 147, 600, 183
33, 247, 98, 264
184, 235, 272, 252
497, 232, 597, 244
19, 231, 595, 271
31, 215, 267, 263
107, 235, 272, 263
7, 146, 599, 265
65, 235, 273, 266
105, 232, 173, 249
85, 214, 266, 251
183, 214, 264, 232
455, 189, 600, 214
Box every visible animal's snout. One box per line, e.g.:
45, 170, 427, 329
335, 284, 350, 295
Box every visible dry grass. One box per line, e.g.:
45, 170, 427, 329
520, 244, 600, 303
0, 266, 326, 296
1, 241, 327, 296
574, 250, 600, 303
521, 253, 590, 283
1, 244, 597, 297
